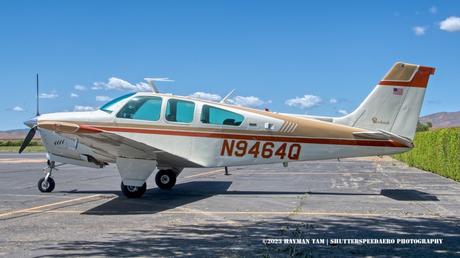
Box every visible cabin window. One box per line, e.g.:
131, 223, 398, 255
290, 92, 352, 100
100, 93, 135, 113
116, 96, 162, 121
201, 105, 244, 126
165, 99, 195, 123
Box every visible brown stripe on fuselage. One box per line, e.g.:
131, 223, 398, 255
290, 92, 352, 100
92, 125, 407, 148
40, 110, 369, 139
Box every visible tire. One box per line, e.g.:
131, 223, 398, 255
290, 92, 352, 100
155, 170, 177, 190
38, 177, 55, 193
121, 182, 147, 198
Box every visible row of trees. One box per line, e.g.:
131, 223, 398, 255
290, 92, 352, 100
416, 121, 432, 132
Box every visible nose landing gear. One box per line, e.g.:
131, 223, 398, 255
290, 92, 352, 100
38, 160, 57, 193
38, 177, 55, 192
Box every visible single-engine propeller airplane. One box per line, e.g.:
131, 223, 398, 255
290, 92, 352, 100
19, 62, 435, 198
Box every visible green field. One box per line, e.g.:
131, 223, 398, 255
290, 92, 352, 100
0, 139, 45, 153
393, 127, 460, 182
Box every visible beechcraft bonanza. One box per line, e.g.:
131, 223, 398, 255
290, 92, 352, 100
19, 62, 435, 198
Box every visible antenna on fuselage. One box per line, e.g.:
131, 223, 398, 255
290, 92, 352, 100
220, 89, 235, 104
144, 78, 174, 93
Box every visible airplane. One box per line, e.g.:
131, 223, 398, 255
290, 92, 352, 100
19, 62, 435, 198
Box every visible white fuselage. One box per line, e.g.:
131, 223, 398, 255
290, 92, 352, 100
37, 93, 409, 169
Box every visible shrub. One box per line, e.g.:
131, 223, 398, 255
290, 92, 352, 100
394, 127, 460, 181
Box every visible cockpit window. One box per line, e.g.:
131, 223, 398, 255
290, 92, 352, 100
165, 99, 195, 123
201, 105, 244, 126
100, 93, 135, 113
116, 96, 162, 121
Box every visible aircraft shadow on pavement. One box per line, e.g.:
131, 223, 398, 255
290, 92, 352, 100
380, 189, 439, 201
76, 184, 438, 216
81, 181, 309, 216
82, 181, 232, 216
221, 188, 438, 203
307, 189, 439, 201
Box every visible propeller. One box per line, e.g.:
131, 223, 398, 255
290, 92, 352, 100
36, 73, 40, 116
19, 74, 40, 153
19, 125, 37, 153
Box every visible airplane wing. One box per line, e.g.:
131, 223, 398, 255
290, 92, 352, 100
353, 130, 414, 148
38, 121, 200, 168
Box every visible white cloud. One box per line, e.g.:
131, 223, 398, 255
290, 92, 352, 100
338, 109, 348, 115
70, 93, 79, 98
74, 105, 97, 111
228, 96, 265, 107
39, 92, 58, 99
429, 6, 437, 14
74, 85, 86, 91
96, 95, 111, 102
92, 77, 151, 92
440, 16, 460, 32
12, 106, 24, 112
189, 92, 222, 102
285, 95, 322, 109
189, 92, 267, 107
329, 98, 337, 104
413, 26, 426, 36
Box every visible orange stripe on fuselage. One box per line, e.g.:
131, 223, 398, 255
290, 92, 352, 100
78, 124, 104, 133
89, 125, 409, 148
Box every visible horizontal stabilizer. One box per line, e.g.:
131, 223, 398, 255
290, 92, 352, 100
352, 131, 389, 140
353, 130, 413, 148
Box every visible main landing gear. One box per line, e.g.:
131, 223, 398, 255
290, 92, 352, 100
155, 169, 177, 190
120, 169, 178, 198
38, 160, 57, 193
121, 182, 147, 198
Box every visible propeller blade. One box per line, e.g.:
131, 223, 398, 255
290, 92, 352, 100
36, 74, 40, 116
18, 126, 37, 153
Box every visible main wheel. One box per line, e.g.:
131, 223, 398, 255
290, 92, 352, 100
155, 170, 177, 190
38, 177, 55, 193
121, 182, 147, 198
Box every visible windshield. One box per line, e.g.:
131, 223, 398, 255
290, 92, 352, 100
100, 93, 135, 113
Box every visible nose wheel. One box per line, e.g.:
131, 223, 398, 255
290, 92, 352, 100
38, 177, 55, 192
38, 160, 57, 193
155, 169, 177, 190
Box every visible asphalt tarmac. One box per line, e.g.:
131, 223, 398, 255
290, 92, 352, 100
0, 153, 459, 257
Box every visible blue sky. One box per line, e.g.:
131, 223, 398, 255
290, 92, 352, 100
1, 0, 459, 130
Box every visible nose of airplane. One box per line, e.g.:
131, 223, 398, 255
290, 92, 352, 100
24, 116, 38, 128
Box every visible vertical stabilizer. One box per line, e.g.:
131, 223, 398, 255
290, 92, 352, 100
334, 62, 435, 140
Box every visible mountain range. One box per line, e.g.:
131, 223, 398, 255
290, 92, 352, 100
0, 129, 40, 140
420, 111, 460, 128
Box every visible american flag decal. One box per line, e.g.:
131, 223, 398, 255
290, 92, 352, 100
393, 88, 403, 96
